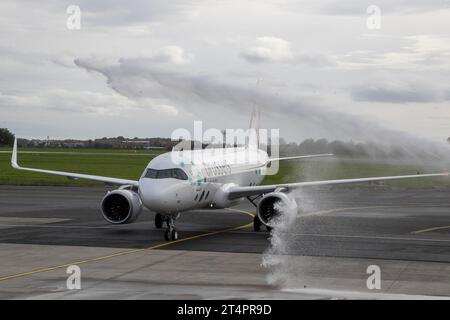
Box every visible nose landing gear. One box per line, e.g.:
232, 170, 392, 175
164, 228, 178, 241
159, 214, 179, 241
253, 215, 272, 232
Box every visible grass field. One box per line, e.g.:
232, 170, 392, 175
0, 148, 163, 186
0, 147, 163, 154
0, 148, 449, 189
262, 158, 450, 189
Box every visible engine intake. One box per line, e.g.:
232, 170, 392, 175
257, 192, 297, 227
101, 189, 142, 224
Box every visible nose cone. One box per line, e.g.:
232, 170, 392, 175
139, 178, 192, 214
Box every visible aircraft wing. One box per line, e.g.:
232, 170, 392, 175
268, 153, 333, 162
11, 139, 139, 187
227, 172, 449, 199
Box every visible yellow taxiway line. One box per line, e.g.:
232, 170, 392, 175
0, 208, 255, 283
412, 225, 450, 234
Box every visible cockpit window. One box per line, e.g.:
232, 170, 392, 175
145, 168, 157, 179
144, 168, 188, 180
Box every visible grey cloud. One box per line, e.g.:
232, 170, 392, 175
75, 56, 330, 118
62, 0, 204, 26
74, 56, 450, 160
241, 37, 294, 63
352, 83, 449, 103
141, 46, 193, 65
445, 89, 450, 101
0, 46, 76, 69
319, 0, 449, 15
0, 89, 130, 114
2, 0, 449, 146
416, 51, 450, 66
241, 37, 337, 67
0, 88, 179, 116
295, 52, 338, 68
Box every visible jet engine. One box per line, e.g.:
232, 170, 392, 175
256, 192, 297, 227
101, 189, 142, 224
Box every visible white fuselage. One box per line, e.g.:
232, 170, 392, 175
138, 147, 268, 215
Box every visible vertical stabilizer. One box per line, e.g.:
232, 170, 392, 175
248, 105, 260, 150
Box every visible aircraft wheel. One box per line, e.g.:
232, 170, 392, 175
171, 229, 178, 241
164, 229, 171, 241
253, 215, 262, 232
155, 213, 164, 229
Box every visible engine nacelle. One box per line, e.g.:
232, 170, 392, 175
212, 183, 241, 209
257, 192, 297, 227
101, 189, 143, 224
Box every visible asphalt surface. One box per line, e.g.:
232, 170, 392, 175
1, 186, 450, 262
1, 185, 450, 299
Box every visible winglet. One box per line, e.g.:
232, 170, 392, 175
11, 138, 19, 169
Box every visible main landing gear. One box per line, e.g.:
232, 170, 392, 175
154, 213, 164, 229
247, 195, 271, 232
155, 213, 179, 241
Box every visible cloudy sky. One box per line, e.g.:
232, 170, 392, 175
1, 0, 450, 145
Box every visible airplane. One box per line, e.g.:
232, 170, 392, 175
10, 110, 449, 241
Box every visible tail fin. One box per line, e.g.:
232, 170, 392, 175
247, 105, 260, 150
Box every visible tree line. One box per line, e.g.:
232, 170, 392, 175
1, 127, 449, 160
0, 128, 14, 146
